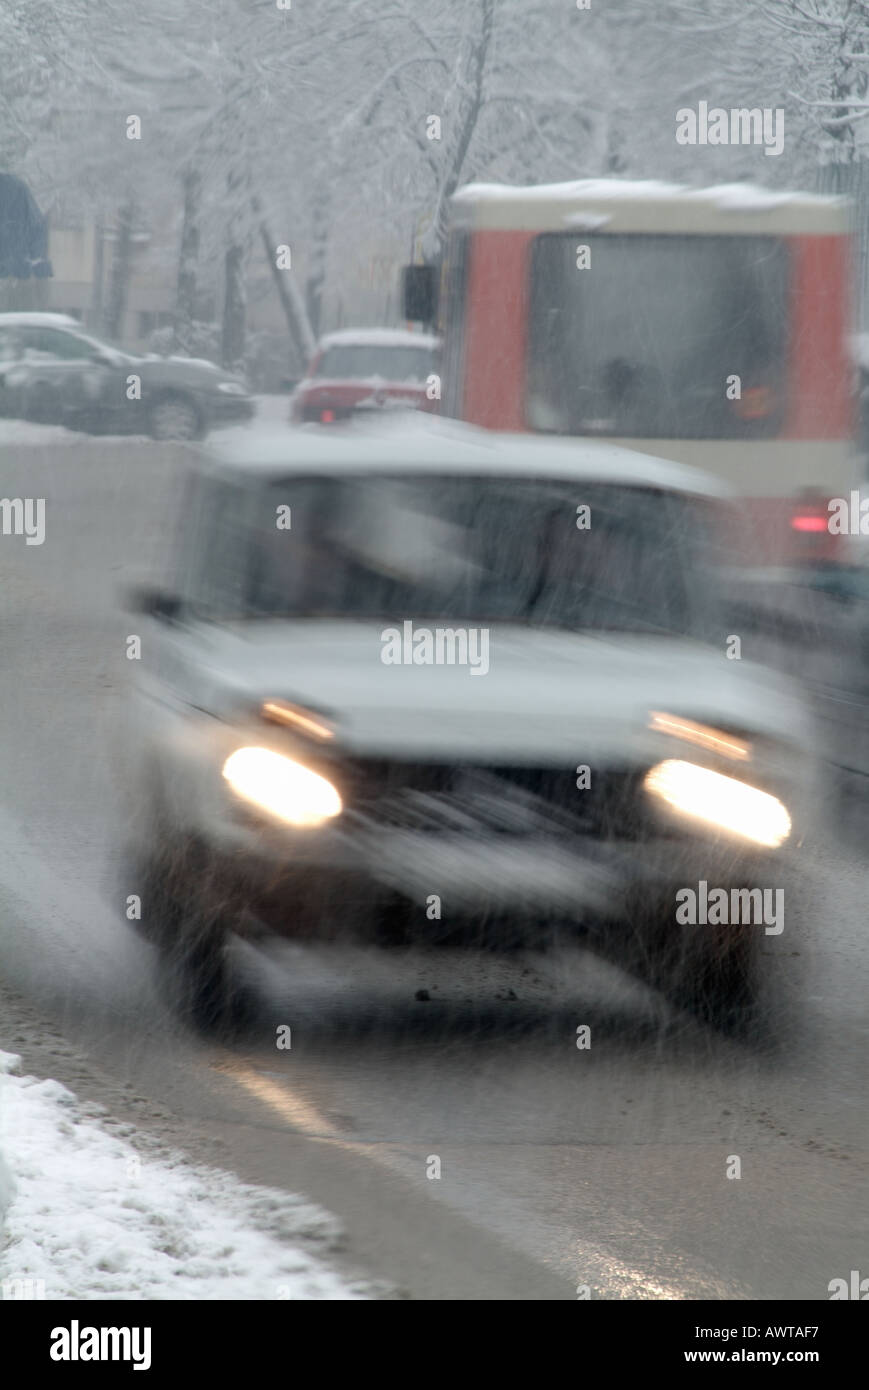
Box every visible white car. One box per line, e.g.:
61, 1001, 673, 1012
123, 416, 815, 1034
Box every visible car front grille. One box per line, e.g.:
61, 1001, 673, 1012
332, 758, 653, 841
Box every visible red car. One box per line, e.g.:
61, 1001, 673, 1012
290, 328, 440, 424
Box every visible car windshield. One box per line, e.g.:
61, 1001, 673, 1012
527, 233, 788, 440
315, 344, 433, 382
87, 333, 136, 361
193, 474, 717, 638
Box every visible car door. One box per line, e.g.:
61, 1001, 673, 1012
136, 474, 254, 713
16, 325, 108, 425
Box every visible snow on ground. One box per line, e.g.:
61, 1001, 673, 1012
249, 393, 292, 426
0, 419, 82, 446
0, 1147, 13, 1233
0, 1051, 370, 1300
0, 394, 289, 448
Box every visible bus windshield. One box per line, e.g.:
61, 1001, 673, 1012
527, 233, 788, 440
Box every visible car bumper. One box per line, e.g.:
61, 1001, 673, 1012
200, 816, 783, 944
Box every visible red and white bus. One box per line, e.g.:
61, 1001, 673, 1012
405, 179, 859, 568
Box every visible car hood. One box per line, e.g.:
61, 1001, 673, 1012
188, 621, 813, 764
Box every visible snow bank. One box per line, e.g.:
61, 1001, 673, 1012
0, 419, 80, 446
0, 1052, 369, 1300
0, 1147, 14, 1234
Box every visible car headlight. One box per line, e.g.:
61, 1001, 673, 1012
648, 711, 750, 762
217, 381, 247, 395
223, 747, 342, 827
644, 759, 791, 849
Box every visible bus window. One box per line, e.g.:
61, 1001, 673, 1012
527, 233, 788, 441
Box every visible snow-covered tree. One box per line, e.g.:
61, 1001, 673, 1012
11, 0, 869, 342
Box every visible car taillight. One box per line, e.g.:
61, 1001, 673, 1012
788, 491, 838, 562
790, 487, 830, 535
791, 512, 827, 534
320, 408, 335, 423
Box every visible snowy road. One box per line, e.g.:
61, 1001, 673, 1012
0, 426, 866, 1300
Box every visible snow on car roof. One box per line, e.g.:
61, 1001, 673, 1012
453, 178, 842, 208
317, 328, 440, 349
0, 311, 81, 327
451, 179, 849, 235
456, 178, 686, 204
205, 413, 727, 499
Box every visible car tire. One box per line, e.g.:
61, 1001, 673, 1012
167, 925, 257, 1038
660, 927, 763, 1036
832, 764, 869, 848
147, 393, 204, 442
618, 883, 772, 1039
132, 830, 257, 1036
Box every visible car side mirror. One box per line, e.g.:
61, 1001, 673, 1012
127, 585, 184, 621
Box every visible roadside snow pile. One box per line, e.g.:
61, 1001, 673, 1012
0, 419, 79, 445
0, 1052, 368, 1300
0, 1146, 14, 1233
